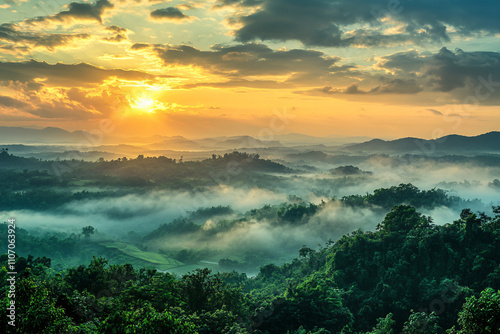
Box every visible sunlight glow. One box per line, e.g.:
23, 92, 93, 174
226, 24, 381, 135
130, 95, 159, 113
133, 98, 155, 110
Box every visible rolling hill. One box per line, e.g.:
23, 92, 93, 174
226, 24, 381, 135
346, 131, 500, 154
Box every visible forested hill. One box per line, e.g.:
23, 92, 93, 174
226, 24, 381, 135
1, 205, 499, 333
0, 150, 290, 173
0, 150, 291, 187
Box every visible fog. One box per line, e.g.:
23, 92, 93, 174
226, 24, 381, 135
275, 154, 500, 205
2, 148, 499, 274
3, 186, 288, 235
149, 201, 383, 253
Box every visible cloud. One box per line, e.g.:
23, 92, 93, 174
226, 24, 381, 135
141, 42, 341, 80
26, 105, 99, 120
0, 23, 91, 52
102, 25, 129, 43
0, 60, 172, 120
27, 0, 114, 25
182, 79, 290, 89
0, 1, 116, 53
372, 78, 423, 94
378, 48, 500, 103
0, 44, 31, 56
308, 78, 423, 96
315, 84, 365, 95
132, 42, 500, 106
102, 34, 128, 43
0, 60, 164, 87
0, 82, 122, 120
424, 48, 500, 93
298, 48, 500, 105
130, 43, 151, 50
120, 39, 500, 107
0, 95, 29, 109
2, 0, 27, 4
150, 7, 192, 21
427, 108, 443, 116
375, 50, 427, 74
217, 0, 500, 47
105, 25, 127, 34
177, 4, 195, 10
214, 0, 262, 8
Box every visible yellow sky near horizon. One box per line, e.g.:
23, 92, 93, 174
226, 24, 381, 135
0, 0, 499, 140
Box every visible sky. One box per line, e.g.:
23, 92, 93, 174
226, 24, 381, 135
0, 0, 499, 139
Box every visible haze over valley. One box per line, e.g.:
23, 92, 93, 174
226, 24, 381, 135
1, 0, 500, 332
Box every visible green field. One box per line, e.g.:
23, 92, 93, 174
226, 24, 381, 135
97, 241, 184, 270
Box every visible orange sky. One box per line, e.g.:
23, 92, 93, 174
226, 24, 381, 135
0, 0, 499, 140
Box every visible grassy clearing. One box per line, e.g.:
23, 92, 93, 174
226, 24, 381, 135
97, 241, 183, 270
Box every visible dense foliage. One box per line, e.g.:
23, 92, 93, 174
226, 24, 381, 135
1, 205, 499, 333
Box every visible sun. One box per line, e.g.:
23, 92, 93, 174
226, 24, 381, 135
130, 96, 157, 113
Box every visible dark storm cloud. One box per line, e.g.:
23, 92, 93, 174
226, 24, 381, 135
0, 23, 91, 51
149, 43, 341, 77
27, 0, 113, 25
217, 0, 500, 47
150, 7, 190, 21
0, 60, 165, 87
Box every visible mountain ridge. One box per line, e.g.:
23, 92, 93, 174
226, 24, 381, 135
346, 131, 500, 153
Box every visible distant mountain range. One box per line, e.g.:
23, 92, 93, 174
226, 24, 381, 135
0, 126, 367, 149
147, 135, 282, 150
0, 126, 95, 144
272, 133, 371, 146
1, 126, 498, 154
346, 131, 500, 154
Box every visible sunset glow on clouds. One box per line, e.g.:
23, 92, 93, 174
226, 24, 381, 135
0, 0, 499, 138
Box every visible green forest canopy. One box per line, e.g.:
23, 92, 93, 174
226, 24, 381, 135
1, 205, 500, 333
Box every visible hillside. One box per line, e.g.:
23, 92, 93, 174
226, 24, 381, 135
346, 131, 500, 154
1, 205, 499, 333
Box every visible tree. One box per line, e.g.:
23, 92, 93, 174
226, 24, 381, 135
402, 311, 441, 334
453, 288, 500, 333
181, 268, 242, 314
99, 302, 197, 334
366, 313, 395, 334
299, 245, 314, 259
0, 277, 71, 333
376, 205, 430, 233
82, 225, 95, 238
